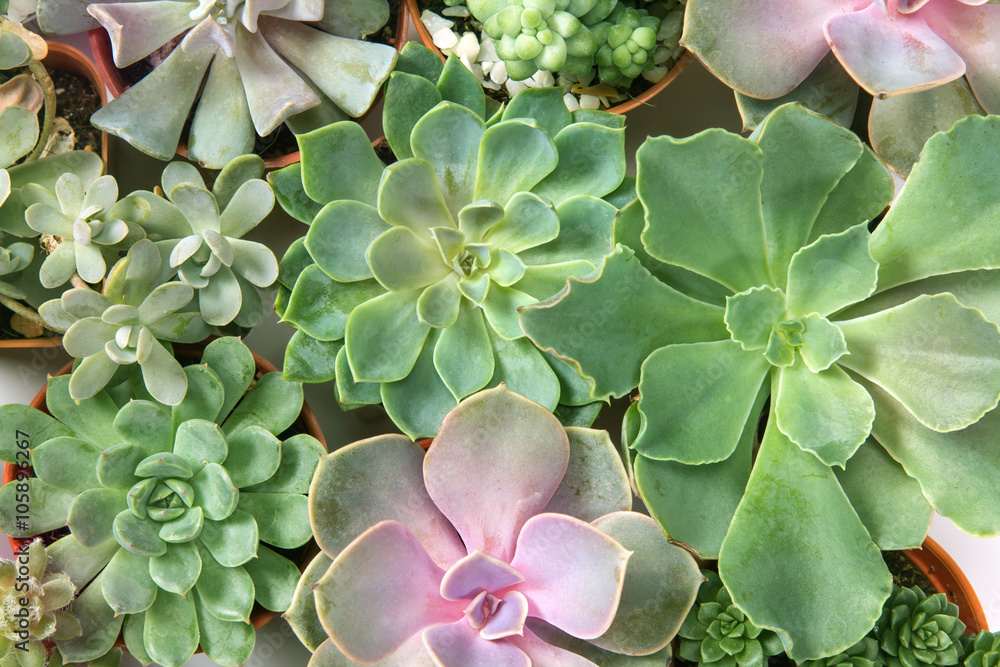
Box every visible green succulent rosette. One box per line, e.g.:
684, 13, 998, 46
678, 571, 784, 667
136, 158, 278, 329
0, 231, 32, 299
875, 587, 965, 667
801, 638, 880, 667
0, 337, 322, 667
961, 632, 1000, 667
521, 104, 1000, 659
38, 239, 211, 405
23, 173, 146, 289
269, 52, 628, 439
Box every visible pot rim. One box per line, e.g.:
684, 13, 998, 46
2, 339, 326, 647
904, 535, 988, 634
86, 3, 409, 169
403, 0, 694, 115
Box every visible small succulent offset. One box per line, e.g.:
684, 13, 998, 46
677, 571, 784, 667
520, 105, 1000, 659
0, 232, 32, 299
478, 0, 677, 86
285, 385, 702, 665
802, 638, 880, 667
35, 0, 398, 168
271, 58, 627, 438
0, 540, 82, 667
0, 337, 323, 667
137, 158, 278, 328
682, 0, 1000, 175
874, 587, 965, 667
961, 632, 1000, 667
24, 173, 145, 288
38, 239, 210, 405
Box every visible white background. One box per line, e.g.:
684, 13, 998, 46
0, 23, 997, 667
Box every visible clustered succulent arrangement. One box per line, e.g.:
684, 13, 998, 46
2, 2, 1000, 666
34, 0, 400, 167
0, 337, 323, 667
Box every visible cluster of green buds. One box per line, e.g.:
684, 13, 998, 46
481, 0, 664, 84
592, 3, 660, 85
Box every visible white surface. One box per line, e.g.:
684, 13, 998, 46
0, 21, 996, 667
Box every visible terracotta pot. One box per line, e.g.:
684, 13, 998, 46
904, 536, 988, 633
88, 4, 409, 169
2, 341, 326, 644
404, 0, 693, 115
0, 42, 110, 349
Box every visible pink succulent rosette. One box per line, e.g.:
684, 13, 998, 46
682, 0, 1000, 174
286, 385, 703, 666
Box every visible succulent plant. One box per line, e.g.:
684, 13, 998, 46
678, 570, 784, 667
961, 632, 1000, 667
0, 232, 32, 299
35, 0, 398, 168
484, 0, 601, 80
38, 239, 211, 405
874, 587, 965, 667
682, 0, 1000, 175
285, 384, 702, 665
0, 540, 78, 666
24, 173, 146, 288
802, 637, 880, 667
136, 158, 278, 328
591, 3, 661, 85
0, 337, 322, 667
269, 66, 627, 438
520, 104, 1000, 659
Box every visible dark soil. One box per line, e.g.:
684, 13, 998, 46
50, 68, 102, 154
114, 2, 402, 163
415, 0, 679, 108
373, 136, 396, 165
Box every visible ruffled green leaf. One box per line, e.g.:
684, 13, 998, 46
785, 223, 877, 318
837, 294, 1000, 432
636, 340, 770, 464
268, 163, 322, 223
724, 286, 786, 351
774, 361, 874, 468
637, 130, 770, 293
808, 146, 893, 244
719, 411, 892, 662
520, 246, 727, 400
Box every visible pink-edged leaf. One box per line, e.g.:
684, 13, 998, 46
824, 4, 966, 97
509, 514, 630, 640
422, 620, 530, 667
315, 521, 465, 664
481, 591, 529, 641
507, 627, 599, 666
682, 0, 867, 99
441, 550, 525, 601
424, 385, 570, 562
921, 0, 1000, 113
896, 0, 932, 13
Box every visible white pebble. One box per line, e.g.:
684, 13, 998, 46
481, 61, 493, 75
532, 70, 555, 87
563, 93, 581, 111
478, 36, 498, 62
483, 80, 502, 90
579, 94, 600, 110
490, 60, 508, 84
599, 96, 610, 108
460, 55, 484, 81
654, 46, 672, 65
421, 10, 454, 34
454, 32, 481, 61
506, 79, 529, 96
642, 66, 668, 83
432, 27, 459, 50
442, 5, 470, 16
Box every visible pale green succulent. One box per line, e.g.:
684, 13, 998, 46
521, 106, 1000, 659
270, 62, 628, 439
485, 0, 602, 80
961, 632, 1000, 667
23, 173, 146, 288
0, 232, 32, 299
137, 157, 278, 328
0, 337, 322, 667
38, 239, 211, 405
591, 4, 660, 86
